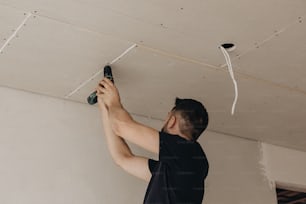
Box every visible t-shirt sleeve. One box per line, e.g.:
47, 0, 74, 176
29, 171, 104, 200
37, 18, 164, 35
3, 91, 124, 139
148, 159, 158, 174
159, 131, 183, 164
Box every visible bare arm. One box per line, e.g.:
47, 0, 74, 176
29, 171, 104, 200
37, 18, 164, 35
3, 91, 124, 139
98, 78, 159, 154
97, 88, 151, 182
108, 104, 159, 154
99, 103, 132, 164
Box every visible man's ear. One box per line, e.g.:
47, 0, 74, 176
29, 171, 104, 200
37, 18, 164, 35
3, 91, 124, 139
167, 115, 176, 128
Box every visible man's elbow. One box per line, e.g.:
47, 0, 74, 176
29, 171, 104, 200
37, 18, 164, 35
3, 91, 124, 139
111, 119, 134, 137
111, 122, 122, 136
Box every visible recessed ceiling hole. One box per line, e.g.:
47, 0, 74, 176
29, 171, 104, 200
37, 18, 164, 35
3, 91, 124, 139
221, 43, 236, 52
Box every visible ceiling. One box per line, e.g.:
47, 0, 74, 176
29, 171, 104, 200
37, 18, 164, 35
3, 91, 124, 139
0, 0, 306, 152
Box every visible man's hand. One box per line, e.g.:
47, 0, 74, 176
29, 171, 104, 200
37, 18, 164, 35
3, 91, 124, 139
96, 78, 121, 109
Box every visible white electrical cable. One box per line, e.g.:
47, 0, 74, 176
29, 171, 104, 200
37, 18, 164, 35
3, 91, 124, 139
0, 13, 32, 53
65, 43, 137, 98
220, 46, 238, 115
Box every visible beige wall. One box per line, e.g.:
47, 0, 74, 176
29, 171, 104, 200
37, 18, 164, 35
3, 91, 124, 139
0, 86, 148, 204
200, 133, 277, 204
262, 143, 306, 193
0, 86, 280, 203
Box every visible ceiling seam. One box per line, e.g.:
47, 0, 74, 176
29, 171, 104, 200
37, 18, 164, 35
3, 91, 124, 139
0, 12, 32, 53
138, 44, 220, 69
34, 12, 223, 71
64, 44, 137, 98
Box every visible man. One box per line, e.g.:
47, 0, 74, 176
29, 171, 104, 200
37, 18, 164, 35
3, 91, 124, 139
96, 77, 209, 204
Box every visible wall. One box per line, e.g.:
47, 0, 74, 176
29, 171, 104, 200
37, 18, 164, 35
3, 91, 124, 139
0, 86, 150, 204
0, 86, 277, 204
262, 143, 306, 193
200, 133, 277, 204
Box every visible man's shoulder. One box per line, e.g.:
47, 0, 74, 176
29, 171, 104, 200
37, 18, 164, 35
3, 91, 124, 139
160, 131, 207, 159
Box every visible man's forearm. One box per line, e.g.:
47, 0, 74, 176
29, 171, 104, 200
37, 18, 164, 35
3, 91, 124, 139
107, 103, 134, 137
100, 104, 133, 165
107, 103, 160, 154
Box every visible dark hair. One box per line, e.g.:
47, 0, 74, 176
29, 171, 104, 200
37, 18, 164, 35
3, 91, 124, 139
172, 98, 209, 141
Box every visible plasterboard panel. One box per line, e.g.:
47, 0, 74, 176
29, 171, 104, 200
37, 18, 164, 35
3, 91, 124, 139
69, 46, 234, 118
0, 5, 26, 47
233, 18, 306, 93
1, 0, 305, 66
0, 14, 133, 97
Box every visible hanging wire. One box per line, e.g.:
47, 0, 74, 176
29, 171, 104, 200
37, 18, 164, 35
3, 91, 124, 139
220, 46, 238, 115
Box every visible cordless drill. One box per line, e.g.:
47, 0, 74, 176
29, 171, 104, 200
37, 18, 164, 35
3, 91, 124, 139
87, 65, 114, 105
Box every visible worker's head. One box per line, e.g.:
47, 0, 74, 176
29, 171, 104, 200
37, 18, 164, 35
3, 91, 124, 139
162, 98, 209, 141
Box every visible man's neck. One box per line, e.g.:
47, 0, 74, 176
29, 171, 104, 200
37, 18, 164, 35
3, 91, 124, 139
163, 129, 192, 141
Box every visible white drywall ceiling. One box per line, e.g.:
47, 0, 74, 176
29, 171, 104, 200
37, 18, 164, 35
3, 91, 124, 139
0, 1, 306, 151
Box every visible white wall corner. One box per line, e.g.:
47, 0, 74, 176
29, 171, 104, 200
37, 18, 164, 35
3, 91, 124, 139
261, 143, 306, 192
258, 142, 275, 190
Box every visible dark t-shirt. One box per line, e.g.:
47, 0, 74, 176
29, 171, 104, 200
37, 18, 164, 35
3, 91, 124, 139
143, 131, 209, 204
